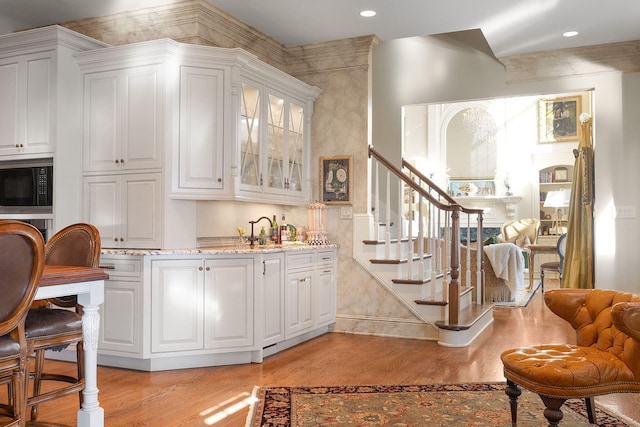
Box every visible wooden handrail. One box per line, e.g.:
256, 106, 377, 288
369, 146, 452, 212
402, 158, 484, 216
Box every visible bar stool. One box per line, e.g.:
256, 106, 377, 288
0, 221, 45, 426
25, 223, 101, 420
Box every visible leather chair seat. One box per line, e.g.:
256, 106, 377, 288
502, 344, 634, 396
0, 336, 20, 361
26, 308, 82, 339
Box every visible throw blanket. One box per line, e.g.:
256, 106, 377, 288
483, 243, 524, 297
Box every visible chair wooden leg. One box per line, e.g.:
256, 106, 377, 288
30, 348, 46, 421
504, 379, 521, 427
585, 397, 596, 424
539, 395, 567, 427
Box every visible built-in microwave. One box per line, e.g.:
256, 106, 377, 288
0, 158, 53, 214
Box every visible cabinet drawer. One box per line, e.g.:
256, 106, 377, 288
316, 250, 335, 266
287, 252, 315, 270
99, 256, 142, 278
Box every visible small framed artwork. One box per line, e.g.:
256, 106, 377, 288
320, 155, 352, 204
539, 95, 582, 143
448, 178, 496, 197
553, 166, 569, 182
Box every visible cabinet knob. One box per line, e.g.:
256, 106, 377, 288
299, 278, 306, 283
199, 266, 203, 271
120, 237, 124, 242
217, 178, 222, 183
121, 159, 125, 164
115, 159, 120, 164
114, 238, 118, 242
205, 266, 210, 271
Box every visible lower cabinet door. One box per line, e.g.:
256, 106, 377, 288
151, 259, 204, 353
285, 269, 314, 339
100, 277, 142, 355
204, 257, 254, 350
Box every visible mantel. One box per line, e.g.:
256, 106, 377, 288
499, 196, 522, 219
453, 195, 523, 223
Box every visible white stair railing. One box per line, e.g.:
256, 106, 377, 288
368, 146, 487, 325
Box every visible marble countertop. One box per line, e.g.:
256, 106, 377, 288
102, 242, 337, 256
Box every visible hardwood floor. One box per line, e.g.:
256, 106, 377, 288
4, 279, 640, 426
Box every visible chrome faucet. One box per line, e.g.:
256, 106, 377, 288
248, 216, 273, 247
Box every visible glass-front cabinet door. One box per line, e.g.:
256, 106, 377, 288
240, 82, 261, 188
239, 80, 309, 202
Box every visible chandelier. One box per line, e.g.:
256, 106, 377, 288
462, 107, 495, 142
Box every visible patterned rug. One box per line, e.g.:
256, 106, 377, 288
246, 383, 638, 426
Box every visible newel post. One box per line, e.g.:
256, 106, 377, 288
449, 206, 461, 325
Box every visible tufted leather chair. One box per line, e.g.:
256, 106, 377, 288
0, 221, 45, 427
501, 288, 640, 426
25, 223, 101, 420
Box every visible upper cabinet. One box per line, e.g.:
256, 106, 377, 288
83, 64, 163, 172
237, 80, 314, 203
0, 27, 107, 161
169, 45, 322, 205
177, 65, 226, 192
0, 51, 53, 156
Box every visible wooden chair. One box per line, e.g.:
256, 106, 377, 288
25, 223, 101, 420
0, 221, 45, 427
501, 289, 640, 426
539, 233, 566, 293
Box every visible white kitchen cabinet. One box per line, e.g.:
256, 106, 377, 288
82, 64, 163, 172
83, 173, 162, 249
237, 79, 318, 205
96, 247, 336, 370
150, 256, 254, 353
285, 265, 314, 339
98, 255, 143, 356
285, 249, 337, 339
0, 51, 53, 156
285, 252, 316, 339
259, 252, 285, 348
177, 65, 226, 192
315, 250, 337, 327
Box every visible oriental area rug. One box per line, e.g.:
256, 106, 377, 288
246, 383, 638, 427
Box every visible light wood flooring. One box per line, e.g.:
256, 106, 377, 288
4, 279, 640, 426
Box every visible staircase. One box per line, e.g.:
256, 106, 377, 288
353, 147, 494, 347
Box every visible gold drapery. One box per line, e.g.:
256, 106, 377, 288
562, 118, 594, 289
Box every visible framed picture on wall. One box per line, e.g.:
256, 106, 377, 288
448, 178, 496, 197
539, 95, 582, 143
320, 155, 352, 204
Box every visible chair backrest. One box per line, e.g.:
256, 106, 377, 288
544, 289, 640, 379
501, 218, 540, 247
557, 233, 567, 272
45, 223, 101, 268
0, 220, 45, 336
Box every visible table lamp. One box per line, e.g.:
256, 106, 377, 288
543, 189, 571, 241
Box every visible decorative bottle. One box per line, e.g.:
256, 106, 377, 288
272, 215, 280, 244
280, 214, 290, 242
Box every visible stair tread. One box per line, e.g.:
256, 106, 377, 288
434, 303, 494, 331
370, 254, 432, 264
363, 238, 414, 245
392, 272, 445, 285
413, 285, 473, 304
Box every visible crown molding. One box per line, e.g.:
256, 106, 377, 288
499, 39, 640, 82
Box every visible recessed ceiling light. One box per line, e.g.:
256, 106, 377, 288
360, 10, 376, 18
562, 31, 579, 38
